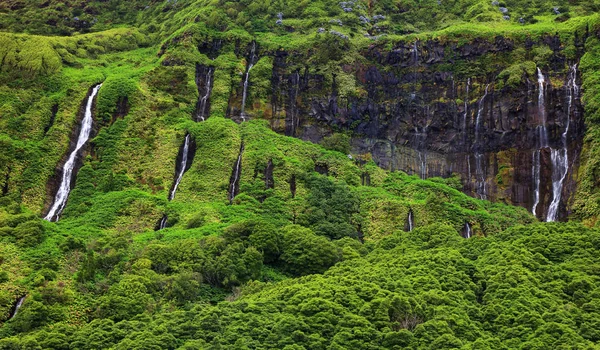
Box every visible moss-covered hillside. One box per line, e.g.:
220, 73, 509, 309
2, 0, 600, 348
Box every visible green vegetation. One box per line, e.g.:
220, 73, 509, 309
1, 0, 600, 348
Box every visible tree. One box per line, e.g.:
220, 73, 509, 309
280, 225, 341, 275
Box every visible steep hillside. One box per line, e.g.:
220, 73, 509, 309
1, 0, 600, 348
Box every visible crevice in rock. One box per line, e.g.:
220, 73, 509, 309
228, 142, 244, 203
43, 103, 58, 136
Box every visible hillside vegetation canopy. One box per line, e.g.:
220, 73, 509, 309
1, 0, 600, 349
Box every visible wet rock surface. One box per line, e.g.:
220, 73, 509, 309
226, 36, 585, 220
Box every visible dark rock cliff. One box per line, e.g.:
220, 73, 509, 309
222, 35, 586, 221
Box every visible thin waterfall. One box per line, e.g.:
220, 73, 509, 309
463, 78, 471, 147
475, 153, 486, 200
228, 143, 244, 203
158, 133, 195, 230
157, 214, 168, 230
45, 84, 102, 222
532, 149, 541, 217
463, 222, 472, 238
467, 155, 471, 183
9, 296, 25, 320
407, 209, 414, 232
411, 40, 419, 96
169, 133, 191, 201
240, 41, 257, 121
418, 151, 427, 179
531, 68, 546, 217
414, 126, 427, 179
537, 67, 549, 147
475, 84, 490, 144
474, 84, 490, 200
547, 64, 579, 222
196, 66, 214, 121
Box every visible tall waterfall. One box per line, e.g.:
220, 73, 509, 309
547, 64, 579, 222
240, 41, 257, 121
45, 84, 102, 222
537, 68, 549, 148
463, 78, 471, 144
531, 68, 546, 217
474, 84, 490, 200
168, 133, 191, 201
407, 210, 414, 232
196, 66, 214, 121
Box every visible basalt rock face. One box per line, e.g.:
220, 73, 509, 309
235, 35, 586, 220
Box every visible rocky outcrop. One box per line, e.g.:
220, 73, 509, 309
223, 34, 586, 221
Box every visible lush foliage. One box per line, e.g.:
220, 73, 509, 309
1, 0, 600, 348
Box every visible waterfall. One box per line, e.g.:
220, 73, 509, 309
158, 214, 168, 230
414, 126, 427, 179
546, 64, 579, 222
418, 151, 427, 180
531, 68, 547, 217
463, 222, 472, 238
474, 84, 490, 200
532, 149, 541, 217
45, 84, 102, 222
9, 296, 25, 320
537, 68, 549, 148
169, 134, 191, 201
240, 42, 257, 121
475, 84, 490, 144
463, 78, 471, 144
475, 154, 487, 200
407, 210, 414, 232
412, 41, 419, 65
228, 143, 244, 203
157, 133, 194, 230
196, 66, 214, 121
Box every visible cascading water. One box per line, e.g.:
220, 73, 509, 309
44, 84, 102, 222
463, 78, 471, 143
407, 210, 414, 232
475, 85, 490, 144
9, 296, 25, 320
411, 40, 419, 95
158, 214, 168, 230
463, 222, 472, 238
474, 84, 490, 200
418, 151, 427, 180
228, 143, 244, 203
158, 133, 195, 230
240, 42, 257, 121
196, 66, 214, 121
532, 149, 541, 217
168, 133, 191, 201
537, 68, 549, 148
546, 64, 579, 222
414, 126, 428, 179
531, 68, 547, 217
